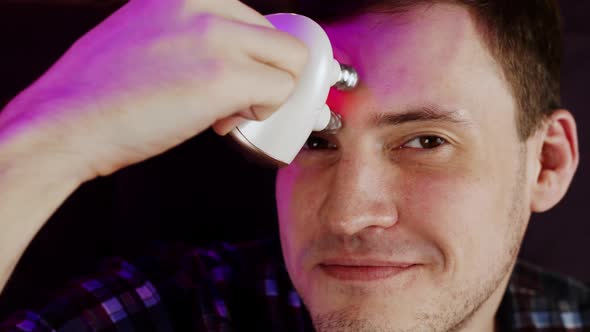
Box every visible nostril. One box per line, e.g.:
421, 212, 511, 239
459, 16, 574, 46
328, 214, 398, 237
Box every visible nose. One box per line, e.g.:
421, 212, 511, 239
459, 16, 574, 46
318, 152, 399, 236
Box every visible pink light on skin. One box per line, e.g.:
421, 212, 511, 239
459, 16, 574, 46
326, 81, 374, 128
326, 88, 348, 119
322, 14, 426, 127
326, 70, 372, 125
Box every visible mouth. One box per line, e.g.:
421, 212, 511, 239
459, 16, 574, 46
318, 259, 418, 282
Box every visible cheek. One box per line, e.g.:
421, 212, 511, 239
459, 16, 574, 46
276, 166, 323, 225
276, 166, 327, 261
400, 160, 516, 276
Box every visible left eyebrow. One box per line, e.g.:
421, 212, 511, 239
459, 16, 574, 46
368, 105, 473, 128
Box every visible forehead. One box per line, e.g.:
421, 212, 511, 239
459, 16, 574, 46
321, 3, 516, 128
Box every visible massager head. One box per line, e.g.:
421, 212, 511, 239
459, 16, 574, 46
229, 13, 358, 166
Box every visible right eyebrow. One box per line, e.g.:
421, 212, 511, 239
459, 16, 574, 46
369, 105, 473, 128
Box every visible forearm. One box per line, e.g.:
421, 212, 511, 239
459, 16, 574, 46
0, 103, 83, 293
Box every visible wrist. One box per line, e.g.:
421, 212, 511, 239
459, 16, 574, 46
0, 100, 91, 186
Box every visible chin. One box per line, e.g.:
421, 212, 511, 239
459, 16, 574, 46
310, 304, 410, 332
301, 282, 419, 326
297, 268, 440, 332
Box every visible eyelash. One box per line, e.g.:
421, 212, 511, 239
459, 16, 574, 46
302, 135, 447, 151
302, 135, 338, 151
400, 136, 447, 150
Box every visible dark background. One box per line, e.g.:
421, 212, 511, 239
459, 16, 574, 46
0, 0, 588, 319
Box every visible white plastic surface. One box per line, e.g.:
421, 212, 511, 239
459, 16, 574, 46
231, 13, 341, 165
313, 105, 332, 131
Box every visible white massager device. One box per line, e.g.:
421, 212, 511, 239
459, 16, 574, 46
229, 13, 359, 166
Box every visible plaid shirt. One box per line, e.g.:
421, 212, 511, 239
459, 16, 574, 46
1, 240, 589, 332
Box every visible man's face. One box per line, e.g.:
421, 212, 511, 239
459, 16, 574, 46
276, 4, 536, 332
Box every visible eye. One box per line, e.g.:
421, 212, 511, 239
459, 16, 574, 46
402, 136, 446, 149
302, 134, 338, 150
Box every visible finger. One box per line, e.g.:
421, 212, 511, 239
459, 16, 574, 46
232, 60, 296, 119
213, 105, 278, 135
185, 16, 308, 80
212, 60, 295, 136
231, 21, 309, 80
236, 105, 278, 122
187, 0, 274, 28
212, 115, 246, 135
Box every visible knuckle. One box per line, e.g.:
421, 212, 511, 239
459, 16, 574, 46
277, 34, 309, 77
191, 13, 224, 37
279, 71, 296, 96
148, 33, 191, 55
293, 39, 310, 74
185, 58, 229, 90
207, 59, 231, 82
252, 107, 272, 121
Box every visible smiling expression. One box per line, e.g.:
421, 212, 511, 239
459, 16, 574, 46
275, 4, 535, 332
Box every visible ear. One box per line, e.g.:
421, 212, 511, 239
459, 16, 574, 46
530, 110, 579, 213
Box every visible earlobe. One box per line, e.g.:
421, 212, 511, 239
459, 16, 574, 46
530, 110, 579, 213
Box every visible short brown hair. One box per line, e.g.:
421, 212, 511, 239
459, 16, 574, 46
292, 0, 563, 140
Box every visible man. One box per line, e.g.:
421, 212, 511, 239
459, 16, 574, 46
0, 0, 584, 331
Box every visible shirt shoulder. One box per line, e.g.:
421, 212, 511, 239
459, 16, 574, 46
504, 260, 590, 331
0, 239, 309, 332
0, 256, 174, 332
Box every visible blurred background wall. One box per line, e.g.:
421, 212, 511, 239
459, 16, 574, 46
0, 0, 588, 319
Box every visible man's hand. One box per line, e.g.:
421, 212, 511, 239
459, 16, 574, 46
0, 0, 307, 293
0, 0, 308, 181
